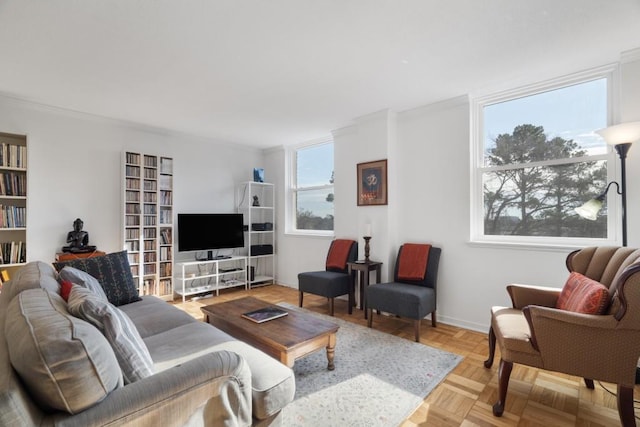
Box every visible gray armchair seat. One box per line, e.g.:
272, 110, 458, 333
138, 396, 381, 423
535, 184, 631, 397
366, 244, 441, 341
298, 239, 358, 316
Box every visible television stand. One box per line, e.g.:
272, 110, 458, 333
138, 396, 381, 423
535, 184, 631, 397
175, 256, 248, 303
205, 250, 232, 260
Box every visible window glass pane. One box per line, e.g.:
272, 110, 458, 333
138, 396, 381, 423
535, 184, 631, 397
483, 79, 608, 166
483, 160, 607, 238
296, 188, 334, 230
297, 144, 334, 187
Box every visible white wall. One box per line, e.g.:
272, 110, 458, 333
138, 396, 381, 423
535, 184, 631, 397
621, 49, 640, 245
276, 49, 640, 332
0, 95, 263, 264
4, 50, 639, 333
395, 97, 570, 330
333, 110, 396, 278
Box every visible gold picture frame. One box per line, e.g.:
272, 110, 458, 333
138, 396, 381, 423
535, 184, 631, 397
357, 159, 388, 206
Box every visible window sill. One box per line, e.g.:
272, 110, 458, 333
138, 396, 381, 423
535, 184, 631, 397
284, 230, 334, 238
468, 238, 619, 253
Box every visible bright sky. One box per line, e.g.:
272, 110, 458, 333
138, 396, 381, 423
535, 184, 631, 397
297, 143, 334, 186
297, 142, 334, 218
484, 78, 608, 158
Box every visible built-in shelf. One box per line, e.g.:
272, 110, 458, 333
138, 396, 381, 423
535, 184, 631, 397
0, 132, 27, 269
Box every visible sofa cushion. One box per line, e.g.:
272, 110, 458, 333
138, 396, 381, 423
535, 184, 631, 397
143, 321, 295, 421
5, 288, 122, 414
0, 261, 59, 304
119, 295, 198, 338
556, 272, 610, 314
144, 322, 236, 371
67, 285, 154, 384
59, 265, 109, 301
54, 250, 140, 306
211, 341, 296, 420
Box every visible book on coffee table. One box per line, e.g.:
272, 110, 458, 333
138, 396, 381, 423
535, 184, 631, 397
241, 306, 288, 323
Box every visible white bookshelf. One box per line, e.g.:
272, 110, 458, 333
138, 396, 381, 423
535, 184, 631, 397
236, 181, 275, 287
0, 132, 27, 271
123, 151, 173, 300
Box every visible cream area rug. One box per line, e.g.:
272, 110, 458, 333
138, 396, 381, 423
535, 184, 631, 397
279, 303, 462, 427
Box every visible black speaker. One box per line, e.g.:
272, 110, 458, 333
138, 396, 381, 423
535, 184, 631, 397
251, 222, 273, 231
247, 266, 255, 281
250, 244, 273, 256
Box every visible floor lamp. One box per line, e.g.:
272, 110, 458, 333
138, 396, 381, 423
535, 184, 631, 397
575, 121, 640, 246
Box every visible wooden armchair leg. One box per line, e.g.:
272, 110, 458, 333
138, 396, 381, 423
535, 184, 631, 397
328, 298, 334, 316
348, 289, 354, 315
414, 319, 421, 342
584, 378, 594, 389
299, 291, 303, 308
493, 359, 513, 417
617, 385, 636, 427
367, 310, 373, 328
484, 326, 496, 368
431, 311, 437, 327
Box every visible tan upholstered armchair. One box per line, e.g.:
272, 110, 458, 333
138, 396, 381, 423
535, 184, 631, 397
484, 246, 640, 426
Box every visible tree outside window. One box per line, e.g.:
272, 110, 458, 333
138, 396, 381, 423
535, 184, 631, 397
475, 75, 612, 243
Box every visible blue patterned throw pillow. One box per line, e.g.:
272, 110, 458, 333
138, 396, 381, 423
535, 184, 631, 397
54, 250, 140, 306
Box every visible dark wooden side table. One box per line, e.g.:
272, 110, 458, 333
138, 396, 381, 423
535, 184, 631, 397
55, 251, 106, 262
347, 260, 382, 319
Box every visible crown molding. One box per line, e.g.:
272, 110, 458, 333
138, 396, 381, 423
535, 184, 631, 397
621, 47, 640, 64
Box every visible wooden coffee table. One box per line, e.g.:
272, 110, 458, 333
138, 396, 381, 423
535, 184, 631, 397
201, 297, 339, 370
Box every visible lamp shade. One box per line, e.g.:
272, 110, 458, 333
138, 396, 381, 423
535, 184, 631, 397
575, 199, 603, 221
595, 121, 640, 145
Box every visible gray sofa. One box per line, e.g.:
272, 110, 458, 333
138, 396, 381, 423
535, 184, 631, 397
0, 261, 295, 426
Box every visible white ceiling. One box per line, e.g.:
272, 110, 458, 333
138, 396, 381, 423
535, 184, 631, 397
1, 1, 639, 148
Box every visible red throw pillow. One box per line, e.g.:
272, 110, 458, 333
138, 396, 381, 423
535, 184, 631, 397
59, 279, 73, 302
397, 244, 431, 281
556, 272, 610, 314
326, 239, 353, 270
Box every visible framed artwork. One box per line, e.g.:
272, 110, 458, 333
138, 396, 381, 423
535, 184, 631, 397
357, 159, 388, 206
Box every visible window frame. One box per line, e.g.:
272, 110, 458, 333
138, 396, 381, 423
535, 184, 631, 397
286, 137, 335, 237
470, 65, 620, 249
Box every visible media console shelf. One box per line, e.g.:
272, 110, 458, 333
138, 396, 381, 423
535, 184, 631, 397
175, 256, 248, 303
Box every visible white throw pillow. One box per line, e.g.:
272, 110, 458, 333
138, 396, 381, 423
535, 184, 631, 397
67, 284, 154, 384
59, 266, 109, 301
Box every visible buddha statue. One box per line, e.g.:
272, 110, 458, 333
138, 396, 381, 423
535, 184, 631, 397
62, 218, 97, 253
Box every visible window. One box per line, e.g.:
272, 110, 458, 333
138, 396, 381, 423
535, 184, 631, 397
472, 69, 616, 246
288, 140, 334, 234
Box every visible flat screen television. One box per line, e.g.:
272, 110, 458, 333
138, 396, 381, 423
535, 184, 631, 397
177, 213, 245, 256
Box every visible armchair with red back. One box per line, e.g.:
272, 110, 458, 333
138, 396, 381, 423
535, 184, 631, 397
298, 239, 358, 316
365, 243, 441, 342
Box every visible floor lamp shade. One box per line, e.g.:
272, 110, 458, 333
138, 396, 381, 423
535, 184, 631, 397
587, 121, 640, 247
595, 121, 640, 145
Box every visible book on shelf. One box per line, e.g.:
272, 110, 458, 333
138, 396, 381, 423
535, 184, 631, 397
241, 306, 288, 323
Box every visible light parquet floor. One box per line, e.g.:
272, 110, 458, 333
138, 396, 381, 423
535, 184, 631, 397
172, 284, 638, 426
